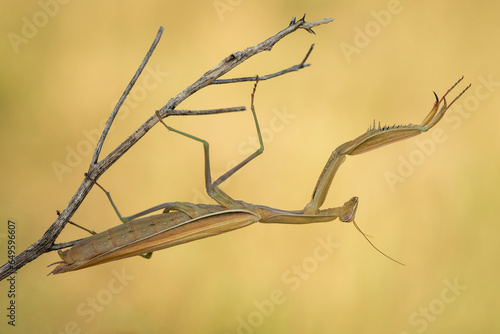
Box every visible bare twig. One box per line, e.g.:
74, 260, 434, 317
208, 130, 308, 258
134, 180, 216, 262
0, 15, 333, 281
166, 106, 246, 116
92, 26, 164, 165
212, 44, 315, 84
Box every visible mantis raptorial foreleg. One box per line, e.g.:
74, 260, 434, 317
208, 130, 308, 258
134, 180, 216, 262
304, 76, 470, 214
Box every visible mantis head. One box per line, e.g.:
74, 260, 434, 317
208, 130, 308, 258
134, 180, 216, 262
339, 196, 358, 222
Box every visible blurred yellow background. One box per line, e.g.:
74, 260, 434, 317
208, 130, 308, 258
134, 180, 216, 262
1, 1, 499, 333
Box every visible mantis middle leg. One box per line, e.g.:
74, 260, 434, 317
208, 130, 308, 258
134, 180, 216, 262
156, 78, 265, 209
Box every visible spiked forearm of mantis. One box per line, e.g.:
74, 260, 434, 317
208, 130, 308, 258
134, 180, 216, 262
49, 76, 470, 274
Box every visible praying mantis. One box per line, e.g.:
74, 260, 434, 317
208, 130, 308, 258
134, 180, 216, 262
49, 76, 470, 274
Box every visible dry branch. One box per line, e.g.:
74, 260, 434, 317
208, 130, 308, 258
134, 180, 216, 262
0, 15, 333, 281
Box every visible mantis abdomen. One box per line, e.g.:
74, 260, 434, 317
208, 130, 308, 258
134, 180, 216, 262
51, 210, 259, 274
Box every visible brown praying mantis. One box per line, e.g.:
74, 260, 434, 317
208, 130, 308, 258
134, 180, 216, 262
49, 76, 470, 274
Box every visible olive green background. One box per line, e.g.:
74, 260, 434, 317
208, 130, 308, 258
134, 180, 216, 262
1, 1, 499, 333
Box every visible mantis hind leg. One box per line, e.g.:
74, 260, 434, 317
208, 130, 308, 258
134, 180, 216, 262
85, 174, 157, 259
85, 173, 174, 223
156, 78, 265, 209
84, 177, 229, 259
83, 174, 207, 259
